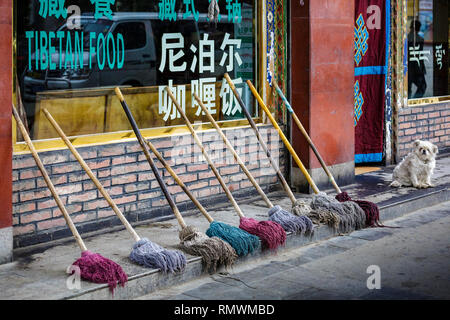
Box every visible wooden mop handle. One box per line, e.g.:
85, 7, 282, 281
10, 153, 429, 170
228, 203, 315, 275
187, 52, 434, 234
165, 87, 245, 219
273, 82, 341, 194
114, 87, 187, 229
144, 139, 214, 223
223, 73, 297, 204
246, 80, 320, 194
194, 93, 273, 209
12, 106, 88, 252
42, 108, 142, 241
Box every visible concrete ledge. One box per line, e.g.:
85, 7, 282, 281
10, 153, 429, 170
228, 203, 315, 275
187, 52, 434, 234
68, 184, 449, 300
2, 169, 449, 300
0, 227, 12, 264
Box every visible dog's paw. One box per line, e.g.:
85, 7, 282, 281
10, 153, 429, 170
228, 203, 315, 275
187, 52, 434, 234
389, 181, 401, 188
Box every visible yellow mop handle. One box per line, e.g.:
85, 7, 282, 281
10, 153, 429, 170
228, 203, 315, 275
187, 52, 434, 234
247, 80, 320, 194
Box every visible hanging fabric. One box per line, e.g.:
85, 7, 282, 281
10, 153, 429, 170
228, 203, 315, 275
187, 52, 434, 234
354, 0, 390, 163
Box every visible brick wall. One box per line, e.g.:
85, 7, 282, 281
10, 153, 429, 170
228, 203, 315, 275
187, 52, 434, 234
397, 101, 450, 159
12, 125, 286, 248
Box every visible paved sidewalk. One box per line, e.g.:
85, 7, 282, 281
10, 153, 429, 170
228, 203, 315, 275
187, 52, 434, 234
0, 153, 448, 299
137, 200, 450, 300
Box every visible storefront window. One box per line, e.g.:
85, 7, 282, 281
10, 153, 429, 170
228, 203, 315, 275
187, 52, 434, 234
407, 0, 449, 99
14, 0, 258, 142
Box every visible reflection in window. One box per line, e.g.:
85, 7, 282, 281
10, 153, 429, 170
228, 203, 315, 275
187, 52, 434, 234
407, 0, 449, 99
14, 1, 257, 141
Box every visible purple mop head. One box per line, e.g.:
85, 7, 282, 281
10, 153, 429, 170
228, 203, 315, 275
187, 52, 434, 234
72, 250, 128, 292
239, 217, 286, 250
335, 192, 380, 227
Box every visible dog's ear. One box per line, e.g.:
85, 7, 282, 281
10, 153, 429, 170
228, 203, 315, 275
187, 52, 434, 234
413, 140, 421, 148
432, 144, 438, 155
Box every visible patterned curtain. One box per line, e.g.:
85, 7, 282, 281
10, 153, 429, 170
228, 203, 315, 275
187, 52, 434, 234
354, 0, 390, 163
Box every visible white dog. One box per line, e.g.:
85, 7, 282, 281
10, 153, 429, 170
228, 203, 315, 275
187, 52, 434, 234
390, 140, 438, 189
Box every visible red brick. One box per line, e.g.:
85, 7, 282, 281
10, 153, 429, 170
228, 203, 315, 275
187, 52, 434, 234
187, 163, 209, 172
106, 185, 124, 195
86, 158, 111, 170
114, 194, 136, 205
37, 218, 66, 230
98, 145, 125, 157
37, 199, 58, 210
13, 157, 37, 170
136, 192, 152, 201
189, 181, 208, 190
83, 199, 109, 211
112, 155, 136, 166
112, 174, 137, 185
151, 198, 169, 207
175, 193, 190, 203
14, 202, 37, 214
98, 169, 111, 178
36, 174, 67, 188
13, 179, 36, 192
55, 183, 82, 195
53, 204, 83, 217
68, 172, 90, 182
21, 210, 52, 224
98, 208, 115, 218
167, 185, 182, 194
19, 169, 40, 180
78, 149, 97, 159
404, 128, 417, 135
41, 153, 69, 165
220, 166, 240, 175
52, 163, 81, 174
428, 112, 440, 118
20, 189, 51, 202
13, 224, 36, 236
67, 190, 97, 203
73, 213, 96, 223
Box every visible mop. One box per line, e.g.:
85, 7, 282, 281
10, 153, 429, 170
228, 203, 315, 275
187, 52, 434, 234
13, 106, 127, 292
273, 82, 384, 228
114, 88, 239, 271
166, 87, 286, 250
141, 139, 259, 258
193, 93, 313, 235
246, 80, 366, 233
223, 73, 314, 231
42, 108, 186, 273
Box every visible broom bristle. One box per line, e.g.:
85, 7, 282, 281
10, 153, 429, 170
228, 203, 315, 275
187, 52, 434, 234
206, 221, 260, 257
268, 205, 312, 234
72, 250, 128, 292
178, 226, 237, 272
129, 238, 186, 273
239, 217, 286, 250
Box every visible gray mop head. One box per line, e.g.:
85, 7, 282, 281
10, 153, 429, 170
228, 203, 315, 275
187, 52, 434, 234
268, 205, 314, 235
178, 226, 237, 272
310, 192, 365, 233
129, 238, 187, 273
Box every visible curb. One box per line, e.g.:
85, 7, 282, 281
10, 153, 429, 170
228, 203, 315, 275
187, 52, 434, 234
64, 184, 449, 300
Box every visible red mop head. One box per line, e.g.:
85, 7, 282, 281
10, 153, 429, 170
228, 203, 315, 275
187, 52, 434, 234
72, 250, 128, 292
239, 217, 286, 250
335, 192, 380, 227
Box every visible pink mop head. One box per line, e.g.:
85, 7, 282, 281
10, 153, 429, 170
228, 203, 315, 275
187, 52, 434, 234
239, 217, 286, 250
72, 250, 128, 292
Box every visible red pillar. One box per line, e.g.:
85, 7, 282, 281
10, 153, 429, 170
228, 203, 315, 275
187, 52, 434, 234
290, 0, 355, 192
0, 0, 12, 263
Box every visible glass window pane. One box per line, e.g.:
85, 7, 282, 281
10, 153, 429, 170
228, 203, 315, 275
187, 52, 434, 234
407, 0, 449, 99
15, 1, 257, 141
